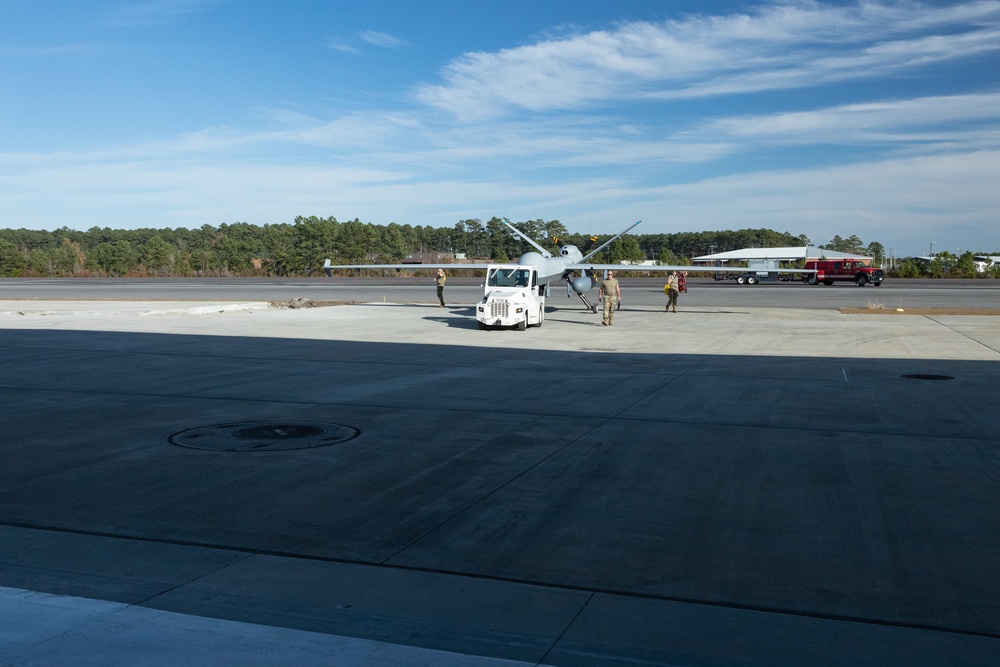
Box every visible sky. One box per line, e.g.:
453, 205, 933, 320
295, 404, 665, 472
2, 0, 999, 257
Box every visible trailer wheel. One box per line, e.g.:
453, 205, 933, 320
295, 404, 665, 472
747, 276, 758, 285
736, 275, 746, 285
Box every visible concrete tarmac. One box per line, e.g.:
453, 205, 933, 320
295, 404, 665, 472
1, 296, 998, 666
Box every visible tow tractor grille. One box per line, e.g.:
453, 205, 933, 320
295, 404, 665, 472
490, 300, 510, 318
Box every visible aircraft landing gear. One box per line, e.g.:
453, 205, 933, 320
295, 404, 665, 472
564, 275, 599, 313
578, 292, 598, 313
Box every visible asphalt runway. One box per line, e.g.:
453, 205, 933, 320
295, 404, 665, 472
3, 276, 999, 310
1, 280, 998, 666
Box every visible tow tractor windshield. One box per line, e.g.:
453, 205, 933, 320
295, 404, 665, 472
487, 268, 533, 287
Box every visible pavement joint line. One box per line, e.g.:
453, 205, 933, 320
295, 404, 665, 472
539, 591, 595, 665
3, 521, 998, 641
925, 315, 1000, 356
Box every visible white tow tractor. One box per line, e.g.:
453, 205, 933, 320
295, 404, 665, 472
476, 265, 546, 331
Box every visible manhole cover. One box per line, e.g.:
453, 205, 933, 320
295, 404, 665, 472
900, 374, 954, 381
233, 424, 326, 440
170, 421, 359, 452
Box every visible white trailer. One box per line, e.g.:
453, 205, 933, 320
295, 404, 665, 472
475, 265, 546, 331
715, 259, 794, 284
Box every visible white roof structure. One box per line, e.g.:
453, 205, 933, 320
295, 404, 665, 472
691, 246, 871, 264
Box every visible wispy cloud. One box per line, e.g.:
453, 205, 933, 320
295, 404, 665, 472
359, 30, 409, 49
687, 92, 1000, 152
327, 29, 409, 54
415, 1, 1000, 118
645, 150, 1000, 247
203, 86, 1000, 174
326, 38, 362, 55
5, 144, 997, 250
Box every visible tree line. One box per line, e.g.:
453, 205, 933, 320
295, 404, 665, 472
0, 216, 990, 278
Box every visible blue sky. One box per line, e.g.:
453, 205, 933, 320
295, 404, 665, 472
2, 0, 999, 256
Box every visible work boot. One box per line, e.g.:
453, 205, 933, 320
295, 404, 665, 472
672, 308, 677, 313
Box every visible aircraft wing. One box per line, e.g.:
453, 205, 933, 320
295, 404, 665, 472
323, 260, 492, 276
566, 263, 815, 274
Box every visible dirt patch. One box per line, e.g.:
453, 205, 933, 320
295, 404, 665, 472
271, 298, 361, 309
839, 308, 1000, 316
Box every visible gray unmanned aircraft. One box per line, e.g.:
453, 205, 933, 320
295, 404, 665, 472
323, 220, 811, 312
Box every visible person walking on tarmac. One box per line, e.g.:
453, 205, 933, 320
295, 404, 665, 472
435, 269, 447, 307
598, 270, 621, 326
665, 271, 680, 312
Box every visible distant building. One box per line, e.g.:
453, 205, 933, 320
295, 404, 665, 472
400, 252, 482, 265
974, 255, 1000, 273
911, 255, 999, 273
402, 251, 453, 264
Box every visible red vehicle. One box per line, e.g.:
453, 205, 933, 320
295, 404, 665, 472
803, 259, 883, 286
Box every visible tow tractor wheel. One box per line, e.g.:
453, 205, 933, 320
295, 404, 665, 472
517, 317, 527, 331
535, 306, 544, 328
478, 321, 487, 330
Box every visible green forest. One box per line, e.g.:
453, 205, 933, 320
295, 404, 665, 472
0, 216, 991, 278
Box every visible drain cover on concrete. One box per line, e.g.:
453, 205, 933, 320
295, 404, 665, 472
170, 421, 359, 452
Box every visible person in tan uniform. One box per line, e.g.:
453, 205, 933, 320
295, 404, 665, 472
435, 269, 447, 307
665, 271, 680, 312
597, 270, 621, 326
